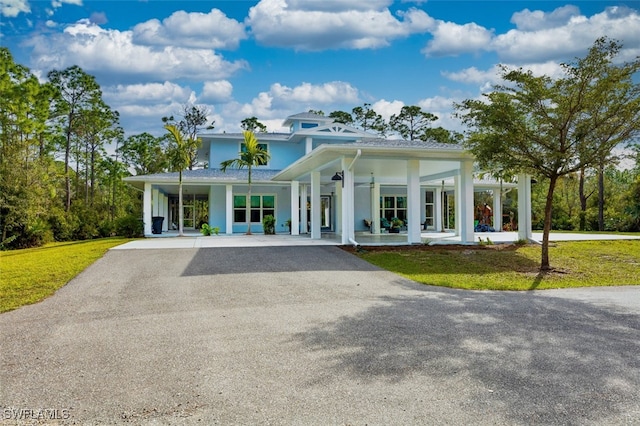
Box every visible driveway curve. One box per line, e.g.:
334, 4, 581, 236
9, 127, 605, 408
1, 246, 639, 425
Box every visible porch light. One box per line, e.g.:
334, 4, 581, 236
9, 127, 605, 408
331, 171, 344, 187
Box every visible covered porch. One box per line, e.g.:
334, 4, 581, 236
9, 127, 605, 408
273, 140, 533, 245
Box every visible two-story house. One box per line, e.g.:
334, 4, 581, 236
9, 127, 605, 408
125, 112, 532, 244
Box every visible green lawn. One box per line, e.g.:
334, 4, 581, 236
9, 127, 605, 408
0, 238, 131, 313
353, 240, 640, 291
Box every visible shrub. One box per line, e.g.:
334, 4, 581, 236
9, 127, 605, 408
200, 223, 220, 236
116, 215, 144, 238
262, 215, 276, 234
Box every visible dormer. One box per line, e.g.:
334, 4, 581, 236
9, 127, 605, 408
283, 112, 334, 133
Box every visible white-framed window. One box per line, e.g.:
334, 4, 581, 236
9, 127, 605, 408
380, 196, 407, 222
424, 190, 435, 228
240, 142, 269, 167
233, 194, 275, 223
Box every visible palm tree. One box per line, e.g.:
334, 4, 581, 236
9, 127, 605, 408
220, 130, 270, 235
165, 124, 200, 236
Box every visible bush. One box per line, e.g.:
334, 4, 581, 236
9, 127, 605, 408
116, 215, 144, 238
200, 223, 219, 236
262, 215, 276, 234
98, 220, 116, 238
48, 208, 77, 241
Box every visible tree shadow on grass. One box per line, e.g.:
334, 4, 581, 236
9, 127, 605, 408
292, 282, 640, 424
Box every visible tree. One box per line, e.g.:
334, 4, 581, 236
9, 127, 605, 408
240, 116, 267, 133
329, 110, 354, 126
220, 131, 270, 235
0, 48, 57, 247
456, 37, 640, 271
120, 132, 168, 175
163, 104, 214, 170
352, 103, 387, 135
165, 124, 200, 236
389, 106, 437, 141
48, 65, 103, 211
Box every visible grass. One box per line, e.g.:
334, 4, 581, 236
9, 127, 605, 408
0, 238, 132, 313
353, 240, 640, 291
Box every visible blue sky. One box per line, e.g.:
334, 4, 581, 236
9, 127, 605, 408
1, 0, 639, 137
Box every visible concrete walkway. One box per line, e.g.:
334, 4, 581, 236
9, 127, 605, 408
1, 245, 639, 425
113, 231, 640, 250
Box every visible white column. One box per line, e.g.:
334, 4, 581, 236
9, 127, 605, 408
493, 187, 502, 232
305, 137, 313, 154
208, 186, 215, 226
459, 161, 475, 243
161, 194, 168, 231
435, 187, 443, 232
300, 185, 308, 234
370, 182, 380, 234
407, 159, 421, 244
517, 174, 532, 241
454, 175, 460, 236
335, 182, 342, 235
151, 188, 159, 217
225, 184, 233, 235
341, 158, 355, 245
290, 181, 300, 235
143, 182, 152, 236
310, 172, 321, 239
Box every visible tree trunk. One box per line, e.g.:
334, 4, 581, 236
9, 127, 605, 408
578, 168, 587, 231
64, 130, 71, 211
598, 160, 605, 231
541, 174, 558, 271
178, 170, 184, 237
90, 145, 95, 206
246, 166, 252, 235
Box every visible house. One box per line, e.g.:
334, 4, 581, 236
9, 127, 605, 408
125, 112, 532, 244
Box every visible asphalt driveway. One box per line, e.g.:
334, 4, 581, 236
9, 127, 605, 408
1, 246, 639, 425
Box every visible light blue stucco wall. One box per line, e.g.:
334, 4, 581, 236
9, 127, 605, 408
208, 185, 227, 230
206, 136, 305, 171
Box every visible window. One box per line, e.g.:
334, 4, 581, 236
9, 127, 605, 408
424, 190, 435, 228
234, 195, 275, 223
380, 196, 407, 222
301, 122, 318, 129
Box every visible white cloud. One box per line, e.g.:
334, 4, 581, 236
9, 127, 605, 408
286, 0, 392, 12
28, 20, 248, 83
511, 5, 580, 31
104, 81, 193, 105
247, 0, 432, 50
0, 0, 30, 17
442, 66, 501, 85
132, 8, 247, 50
372, 99, 404, 122
492, 6, 640, 63
422, 20, 493, 57
443, 62, 566, 87
200, 80, 233, 103
51, 0, 81, 8
269, 81, 359, 105
216, 80, 361, 132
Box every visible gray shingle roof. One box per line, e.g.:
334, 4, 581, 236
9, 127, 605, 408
355, 138, 464, 150
125, 168, 281, 182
